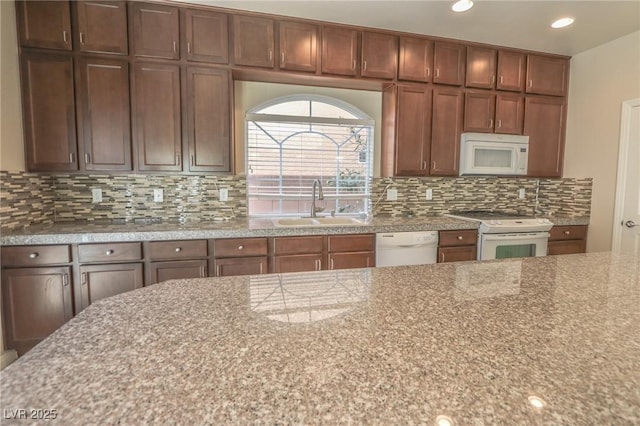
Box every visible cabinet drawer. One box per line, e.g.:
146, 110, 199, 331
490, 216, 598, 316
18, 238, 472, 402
549, 225, 588, 241
1, 245, 71, 267
439, 230, 478, 247
149, 240, 207, 260
78, 242, 142, 263
271, 236, 324, 255
213, 238, 268, 258
328, 234, 375, 253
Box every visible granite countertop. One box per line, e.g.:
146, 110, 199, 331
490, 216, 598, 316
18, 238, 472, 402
1, 251, 637, 424
0, 215, 590, 246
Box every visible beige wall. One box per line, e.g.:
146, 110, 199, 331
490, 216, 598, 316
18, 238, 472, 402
233, 81, 382, 175
0, 0, 25, 171
564, 31, 640, 252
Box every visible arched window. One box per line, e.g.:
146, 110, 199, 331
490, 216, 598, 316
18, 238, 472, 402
246, 94, 374, 216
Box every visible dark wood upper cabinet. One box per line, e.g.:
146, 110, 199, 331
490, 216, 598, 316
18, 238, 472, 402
278, 21, 318, 72
394, 84, 432, 176
464, 91, 496, 133
233, 15, 275, 68
465, 46, 497, 89
524, 96, 566, 177
131, 2, 179, 59
430, 87, 464, 175
132, 62, 182, 171
16, 0, 72, 50
433, 41, 465, 86
76, 58, 131, 171
75, 1, 128, 55
398, 37, 432, 83
321, 26, 358, 76
185, 67, 231, 173
495, 93, 524, 134
497, 50, 526, 92
361, 31, 397, 79
184, 9, 228, 64
526, 54, 569, 96
21, 52, 78, 172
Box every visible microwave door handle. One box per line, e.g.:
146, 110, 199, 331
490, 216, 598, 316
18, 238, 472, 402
483, 233, 549, 241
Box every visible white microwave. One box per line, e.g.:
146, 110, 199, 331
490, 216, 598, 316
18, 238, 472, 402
459, 133, 529, 176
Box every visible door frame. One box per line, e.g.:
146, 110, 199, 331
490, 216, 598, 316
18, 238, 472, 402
611, 97, 640, 251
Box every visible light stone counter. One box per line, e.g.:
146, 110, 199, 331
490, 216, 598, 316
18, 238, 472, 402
1, 251, 636, 424
0, 215, 589, 246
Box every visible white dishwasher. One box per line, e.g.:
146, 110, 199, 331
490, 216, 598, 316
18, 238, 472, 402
375, 231, 439, 267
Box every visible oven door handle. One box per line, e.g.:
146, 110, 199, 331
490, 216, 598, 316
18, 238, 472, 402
482, 232, 549, 241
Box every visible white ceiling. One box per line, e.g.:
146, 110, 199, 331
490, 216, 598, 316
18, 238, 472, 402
175, 0, 640, 56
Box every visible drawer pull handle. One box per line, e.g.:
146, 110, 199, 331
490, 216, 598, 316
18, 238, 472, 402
238, 245, 244, 251
564, 231, 571, 235
457, 236, 464, 240
105, 250, 114, 256
29, 253, 39, 259
175, 247, 182, 252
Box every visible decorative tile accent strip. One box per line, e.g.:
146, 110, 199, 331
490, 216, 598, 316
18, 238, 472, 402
0, 171, 55, 230
52, 174, 247, 223
371, 177, 592, 218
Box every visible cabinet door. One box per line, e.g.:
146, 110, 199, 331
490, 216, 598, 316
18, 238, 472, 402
398, 37, 432, 82
497, 50, 525, 92
329, 252, 374, 270
233, 15, 274, 68
79, 263, 143, 309
433, 42, 465, 86
279, 21, 317, 72
185, 67, 231, 172
321, 26, 358, 76
463, 91, 496, 133
524, 96, 566, 177
21, 52, 78, 172
495, 93, 524, 135
430, 87, 464, 175
2, 267, 73, 356
77, 58, 132, 171
526, 55, 569, 97
465, 46, 497, 89
273, 254, 323, 273
131, 2, 179, 59
149, 260, 207, 284
16, 0, 72, 50
75, 1, 128, 54
437, 246, 476, 263
548, 240, 586, 255
361, 31, 397, 79
184, 9, 228, 64
133, 62, 182, 171
214, 257, 268, 277
395, 85, 432, 176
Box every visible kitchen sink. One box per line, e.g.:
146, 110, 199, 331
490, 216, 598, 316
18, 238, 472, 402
272, 217, 365, 227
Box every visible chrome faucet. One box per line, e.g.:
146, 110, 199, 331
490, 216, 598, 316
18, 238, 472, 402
310, 179, 325, 217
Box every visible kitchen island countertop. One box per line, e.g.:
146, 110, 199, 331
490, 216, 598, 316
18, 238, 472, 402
1, 251, 637, 424
0, 215, 589, 245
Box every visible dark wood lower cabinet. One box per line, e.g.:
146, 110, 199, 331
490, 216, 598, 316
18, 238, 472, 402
329, 252, 374, 270
79, 263, 143, 309
438, 230, 478, 263
214, 257, 268, 277
438, 246, 476, 263
273, 254, 323, 273
149, 260, 207, 284
547, 225, 588, 255
1, 267, 73, 356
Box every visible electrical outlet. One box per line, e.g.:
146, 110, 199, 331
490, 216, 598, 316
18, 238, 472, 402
386, 188, 398, 201
518, 188, 526, 199
91, 188, 102, 203
219, 188, 229, 201
425, 188, 433, 201
153, 188, 163, 202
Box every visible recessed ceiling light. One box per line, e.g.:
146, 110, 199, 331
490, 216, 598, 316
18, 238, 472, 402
551, 17, 575, 29
452, 0, 474, 13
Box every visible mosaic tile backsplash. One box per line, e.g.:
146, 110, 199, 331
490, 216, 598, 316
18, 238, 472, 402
0, 171, 591, 231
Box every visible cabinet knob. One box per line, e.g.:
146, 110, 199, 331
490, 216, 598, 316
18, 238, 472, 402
238, 245, 244, 251
105, 249, 114, 256
175, 247, 182, 252
564, 231, 571, 235
29, 252, 39, 259
457, 236, 464, 240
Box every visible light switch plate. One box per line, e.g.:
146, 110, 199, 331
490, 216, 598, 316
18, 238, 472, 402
518, 188, 526, 199
387, 188, 398, 201
153, 188, 163, 202
219, 188, 229, 201
91, 188, 102, 203
425, 188, 433, 201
